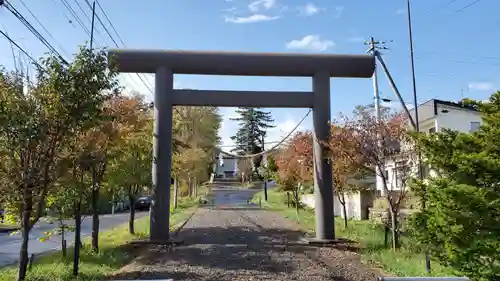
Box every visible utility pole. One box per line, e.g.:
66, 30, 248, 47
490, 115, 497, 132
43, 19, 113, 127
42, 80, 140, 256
262, 134, 268, 201
90, 1, 96, 50
368, 37, 382, 123
407, 0, 431, 273
365, 37, 388, 196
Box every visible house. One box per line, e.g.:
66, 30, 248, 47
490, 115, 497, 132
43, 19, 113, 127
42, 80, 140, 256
377, 99, 481, 194
215, 155, 238, 178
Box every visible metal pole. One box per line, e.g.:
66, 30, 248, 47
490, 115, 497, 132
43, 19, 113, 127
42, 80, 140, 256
89, 1, 96, 50
262, 134, 268, 201
407, 0, 431, 273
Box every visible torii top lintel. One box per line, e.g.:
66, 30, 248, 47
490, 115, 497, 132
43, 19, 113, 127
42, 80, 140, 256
108, 49, 375, 78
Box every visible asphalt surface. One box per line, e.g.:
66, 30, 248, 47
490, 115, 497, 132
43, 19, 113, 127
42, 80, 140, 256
0, 211, 147, 267
208, 186, 262, 208
112, 185, 378, 281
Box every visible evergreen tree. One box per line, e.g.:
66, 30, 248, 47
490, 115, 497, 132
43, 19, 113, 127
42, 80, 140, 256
230, 107, 275, 173
409, 91, 500, 281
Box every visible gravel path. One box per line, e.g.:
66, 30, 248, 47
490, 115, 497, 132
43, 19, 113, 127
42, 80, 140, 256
112, 206, 379, 281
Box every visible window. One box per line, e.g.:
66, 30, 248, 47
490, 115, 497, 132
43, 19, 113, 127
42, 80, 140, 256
394, 161, 409, 189
428, 127, 436, 134
470, 122, 480, 133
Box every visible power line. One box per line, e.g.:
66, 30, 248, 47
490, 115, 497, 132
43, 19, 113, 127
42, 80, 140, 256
216, 109, 312, 159
427, 0, 460, 16
73, 0, 107, 43
87, 0, 153, 95
0, 28, 43, 70
2, 0, 68, 64
59, 0, 90, 35
49, 0, 77, 29
95, 0, 124, 45
17, 0, 70, 57
84, 0, 118, 47
447, 0, 483, 17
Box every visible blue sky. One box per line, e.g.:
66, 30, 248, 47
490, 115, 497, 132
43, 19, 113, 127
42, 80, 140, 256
1, 0, 499, 147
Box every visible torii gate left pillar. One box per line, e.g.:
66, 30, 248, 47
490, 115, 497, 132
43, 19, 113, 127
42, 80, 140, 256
109, 49, 375, 243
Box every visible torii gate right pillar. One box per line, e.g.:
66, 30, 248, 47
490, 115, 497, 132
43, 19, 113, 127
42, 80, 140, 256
312, 71, 335, 241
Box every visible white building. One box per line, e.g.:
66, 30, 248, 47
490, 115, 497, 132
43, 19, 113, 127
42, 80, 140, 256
215, 155, 238, 178
377, 99, 481, 193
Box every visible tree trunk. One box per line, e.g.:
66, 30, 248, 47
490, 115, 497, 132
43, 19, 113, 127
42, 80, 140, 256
173, 179, 178, 209
17, 184, 33, 281
339, 193, 348, 228
294, 184, 300, 218
188, 177, 192, 197
389, 208, 398, 251
342, 203, 348, 229
73, 199, 82, 276
61, 225, 66, 258
194, 178, 197, 197
91, 173, 100, 252
128, 192, 136, 235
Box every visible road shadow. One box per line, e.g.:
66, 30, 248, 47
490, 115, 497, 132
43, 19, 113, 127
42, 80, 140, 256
110, 224, 361, 280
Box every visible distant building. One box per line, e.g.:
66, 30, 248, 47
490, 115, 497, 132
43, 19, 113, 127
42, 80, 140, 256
377, 99, 481, 194
215, 155, 238, 178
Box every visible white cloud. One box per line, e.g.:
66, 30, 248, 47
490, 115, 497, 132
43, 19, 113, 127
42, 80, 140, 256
468, 82, 495, 91
248, 0, 276, 12
335, 6, 344, 18
395, 8, 405, 15
298, 3, 324, 16
285, 35, 335, 51
224, 14, 279, 23
222, 6, 237, 13
266, 116, 308, 144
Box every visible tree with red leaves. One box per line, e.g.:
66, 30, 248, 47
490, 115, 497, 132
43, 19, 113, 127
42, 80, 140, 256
275, 131, 313, 215
276, 131, 314, 188
326, 124, 372, 228
341, 105, 415, 250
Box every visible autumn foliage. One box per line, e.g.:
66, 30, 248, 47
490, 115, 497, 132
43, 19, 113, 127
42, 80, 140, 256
275, 131, 314, 188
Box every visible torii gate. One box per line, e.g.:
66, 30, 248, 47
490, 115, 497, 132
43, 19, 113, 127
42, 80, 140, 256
108, 49, 375, 243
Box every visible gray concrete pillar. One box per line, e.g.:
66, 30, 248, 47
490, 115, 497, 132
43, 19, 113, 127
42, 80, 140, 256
312, 71, 335, 241
151, 66, 174, 242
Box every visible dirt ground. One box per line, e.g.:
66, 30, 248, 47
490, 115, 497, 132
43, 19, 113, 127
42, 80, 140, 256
111, 207, 380, 281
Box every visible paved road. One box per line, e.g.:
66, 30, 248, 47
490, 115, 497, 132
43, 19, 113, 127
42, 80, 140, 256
0, 212, 147, 267
209, 186, 261, 207
112, 186, 378, 281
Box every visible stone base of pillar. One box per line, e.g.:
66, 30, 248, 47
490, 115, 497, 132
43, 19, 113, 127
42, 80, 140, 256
131, 238, 184, 246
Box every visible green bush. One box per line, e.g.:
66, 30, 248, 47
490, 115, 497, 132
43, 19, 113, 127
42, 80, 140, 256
407, 92, 500, 281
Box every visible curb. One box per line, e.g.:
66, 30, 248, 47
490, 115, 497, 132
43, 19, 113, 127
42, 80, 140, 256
171, 208, 198, 237
0, 227, 19, 234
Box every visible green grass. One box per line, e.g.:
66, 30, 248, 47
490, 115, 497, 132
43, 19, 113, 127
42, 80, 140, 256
0, 197, 199, 281
252, 189, 457, 277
